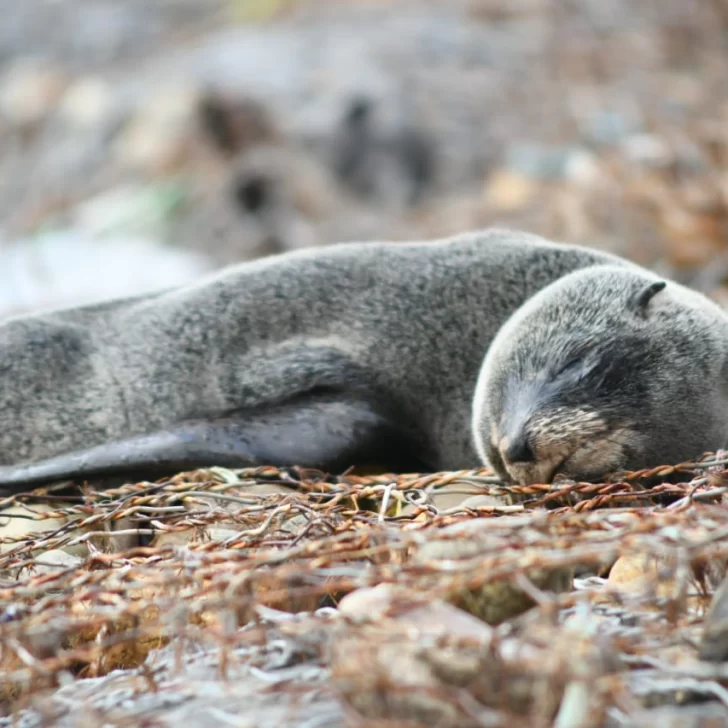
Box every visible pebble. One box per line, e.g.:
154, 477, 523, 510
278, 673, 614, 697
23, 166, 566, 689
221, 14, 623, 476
505, 143, 598, 183
622, 133, 673, 168
413, 518, 575, 624
483, 167, 537, 211
112, 86, 200, 174
338, 583, 494, 642
59, 76, 115, 130
582, 109, 642, 147
0, 58, 67, 128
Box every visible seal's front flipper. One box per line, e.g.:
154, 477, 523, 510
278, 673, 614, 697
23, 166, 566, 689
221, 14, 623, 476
0, 395, 423, 491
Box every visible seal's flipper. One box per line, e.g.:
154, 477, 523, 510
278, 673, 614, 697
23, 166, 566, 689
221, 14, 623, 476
0, 395, 423, 491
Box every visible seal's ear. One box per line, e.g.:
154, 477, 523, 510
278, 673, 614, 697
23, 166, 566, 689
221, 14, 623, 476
632, 281, 667, 317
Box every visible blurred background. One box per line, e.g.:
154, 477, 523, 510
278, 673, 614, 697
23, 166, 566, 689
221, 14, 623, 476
2, 0, 728, 317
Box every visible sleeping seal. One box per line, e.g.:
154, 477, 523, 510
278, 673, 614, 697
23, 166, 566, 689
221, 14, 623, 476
0, 228, 726, 490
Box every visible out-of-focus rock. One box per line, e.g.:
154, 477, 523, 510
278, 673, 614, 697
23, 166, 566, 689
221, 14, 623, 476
0, 58, 68, 129
505, 143, 598, 184
484, 167, 537, 211
622, 134, 673, 169
582, 110, 643, 147
608, 546, 727, 617
59, 76, 115, 130
338, 583, 495, 640
413, 518, 575, 624
25, 549, 82, 576
113, 86, 201, 174
0, 504, 77, 556
699, 574, 728, 662
333, 583, 618, 726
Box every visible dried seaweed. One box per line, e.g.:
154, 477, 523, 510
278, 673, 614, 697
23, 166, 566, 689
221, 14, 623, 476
0, 458, 728, 726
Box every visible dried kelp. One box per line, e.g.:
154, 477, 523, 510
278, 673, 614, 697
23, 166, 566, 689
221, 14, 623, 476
0, 458, 728, 726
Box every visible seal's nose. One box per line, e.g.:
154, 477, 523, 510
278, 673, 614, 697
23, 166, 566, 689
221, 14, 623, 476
502, 434, 535, 464
498, 429, 559, 485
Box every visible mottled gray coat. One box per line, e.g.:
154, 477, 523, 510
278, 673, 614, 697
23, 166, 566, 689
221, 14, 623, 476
1, 228, 727, 488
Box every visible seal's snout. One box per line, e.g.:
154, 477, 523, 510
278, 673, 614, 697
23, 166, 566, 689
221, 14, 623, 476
498, 426, 566, 486
495, 407, 620, 485
501, 434, 534, 465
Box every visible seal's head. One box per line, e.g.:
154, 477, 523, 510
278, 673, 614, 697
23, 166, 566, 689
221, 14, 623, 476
472, 265, 728, 485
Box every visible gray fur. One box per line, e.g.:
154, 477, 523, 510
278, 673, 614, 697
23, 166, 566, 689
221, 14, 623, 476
0, 228, 727, 489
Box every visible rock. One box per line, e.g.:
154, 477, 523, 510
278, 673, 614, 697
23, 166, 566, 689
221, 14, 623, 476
582, 110, 642, 147
608, 549, 727, 616
334, 587, 496, 728
483, 167, 537, 211
197, 90, 280, 156
402, 482, 509, 514
458, 494, 510, 509
562, 148, 602, 185
59, 76, 115, 129
333, 583, 617, 726
151, 527, 243, 550
622, 134, 672, 169
699, 574, 728, 662
113, 86, 200, 174
339, 583, 495, 642
607, 552, 666, 594
0, 58, 67, 129
413, 518, 574, 624
505, 144, 597, 183
25, 549, 82, 576
0, 504, 95, 559
330, 96, 436, 208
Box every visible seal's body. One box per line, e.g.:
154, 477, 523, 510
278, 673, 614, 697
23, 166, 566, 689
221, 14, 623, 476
1, 229, 727, 489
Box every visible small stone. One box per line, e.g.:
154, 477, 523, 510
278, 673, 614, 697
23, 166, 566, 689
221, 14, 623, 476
458, 494, 510, 509
699, 574, 728, 662
608, 549, 726, 615
0, 503, 93, 558
0, 504, 69, 554
562, 148, 601, 185
622, 133, 672, 168
59, 76, 114, 129
483, 167, 537, 211
26, 549, 82, 576
0, 58, 67, 128
607, 553, 661, 592
505, 144, 597, 183
506, 143, 565, 179
414, 518, 574, 624
113, 86, 200, 174
582, 110, 642, 147
339, 583, 494, 642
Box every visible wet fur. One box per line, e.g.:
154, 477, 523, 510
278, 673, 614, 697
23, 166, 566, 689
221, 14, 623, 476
1, 229, 727, 489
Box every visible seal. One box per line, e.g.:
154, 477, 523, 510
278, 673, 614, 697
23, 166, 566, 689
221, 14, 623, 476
0, 228, 726, 490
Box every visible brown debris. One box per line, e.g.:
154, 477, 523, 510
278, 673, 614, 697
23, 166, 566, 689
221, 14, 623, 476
0, 458, 728, 724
